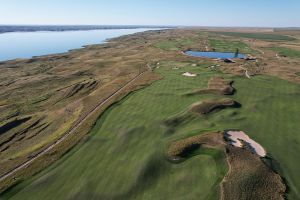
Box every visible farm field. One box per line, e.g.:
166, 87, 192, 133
1, 28, 300, 199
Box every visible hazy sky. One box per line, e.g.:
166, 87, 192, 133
1, 0, 300, 27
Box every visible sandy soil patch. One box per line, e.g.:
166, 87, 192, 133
225, 131, 266, 157
182, 72, 197, 77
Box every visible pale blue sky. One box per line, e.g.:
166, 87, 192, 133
1, 0, 299, 27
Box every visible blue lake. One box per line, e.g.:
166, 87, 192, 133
0, 28, 157, 61
185, 51, 246, 59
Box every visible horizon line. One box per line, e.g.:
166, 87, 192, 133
0, 24, 300, 29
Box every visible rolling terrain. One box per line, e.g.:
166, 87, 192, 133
1, 28, 300, 199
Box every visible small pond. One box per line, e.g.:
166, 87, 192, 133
185, 51, 246, 59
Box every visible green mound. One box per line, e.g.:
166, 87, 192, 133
189, 99, 239, 115
154, 38, 193, 51
208, 39, 257, 54
3, 61, 300, 200
269, 46, 300, 59
216, 32, 295, 41
187, 76, 234, 96
167, 132, 286, 200
167, 132, 224, 160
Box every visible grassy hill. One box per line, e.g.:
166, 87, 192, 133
4, 61, 300, 199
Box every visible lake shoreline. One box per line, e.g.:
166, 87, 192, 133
0, 25, 173, 34
0, 28, 166, 62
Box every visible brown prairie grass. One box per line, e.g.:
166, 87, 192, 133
0, 71, 160, 193
221, 146, 286, 200
166, 132, 225, 160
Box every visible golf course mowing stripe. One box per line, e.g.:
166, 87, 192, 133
3, 61, 300, 200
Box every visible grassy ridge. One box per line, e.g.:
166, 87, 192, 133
208, 39, 257, 54
154, 38, 194, 51
2, 63, 227, 200
4, 62, 300, 199
216, 32, 295, 41
269, 46, 300, 58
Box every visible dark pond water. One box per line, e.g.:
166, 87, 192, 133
185, 51, 246, 59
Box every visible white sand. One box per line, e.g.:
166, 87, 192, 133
182, 72, 197, 77
226, 131, 266, 157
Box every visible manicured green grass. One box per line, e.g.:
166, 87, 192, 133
269, 46, 300, 58
4, 63, 227, 200
209, 39, 257, 54
216, 32, 295, 41
154, 38, 194, 51
4, 62, 300, 200
154, 41, 179, 51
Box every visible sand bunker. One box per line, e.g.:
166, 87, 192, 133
225, 131, 266, 157
182, 72, 197, 77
